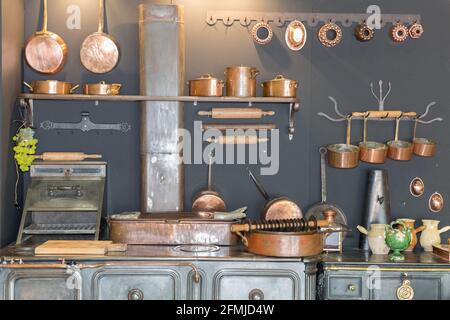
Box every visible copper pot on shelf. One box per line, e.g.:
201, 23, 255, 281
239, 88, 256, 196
262, 75, 298, 98
327, 116, 360, 169
23, 80, 79, 95
83, 81, 121, 96
224, 66, 259, 97
188, 74, 224, 97
359, 113, 388, 164
387, 114, 413, 161
412, 117, 437, 157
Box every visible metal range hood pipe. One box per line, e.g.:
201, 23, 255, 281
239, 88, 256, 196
139, 4, 185, 213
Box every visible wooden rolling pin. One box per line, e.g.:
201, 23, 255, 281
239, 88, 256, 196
35, 152, 102, 161
198, 108, 275, 119
207, 136, 269, 145
202, 123, 277, 131
352, 111, 417, 119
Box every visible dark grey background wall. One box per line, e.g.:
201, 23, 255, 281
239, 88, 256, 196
21, 0, 449, 248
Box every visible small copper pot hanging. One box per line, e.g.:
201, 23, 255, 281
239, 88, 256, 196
359, 113, 388, 164
327, 116, 360, 169
412, 117, 437, 157
387, 114, 413, 161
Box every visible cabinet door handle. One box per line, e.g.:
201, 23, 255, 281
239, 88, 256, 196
397, 280, 414, 300
249, 289, 264, 300
128, 289, 144, 300
347, 284, 357, 292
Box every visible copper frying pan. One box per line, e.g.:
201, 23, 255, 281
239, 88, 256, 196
247, 168, 302, 221
80, 0, 120, 74
25, 0, 68, 74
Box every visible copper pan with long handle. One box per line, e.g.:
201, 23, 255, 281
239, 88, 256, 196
25, 0, 68, 74
80, 0, 120, 74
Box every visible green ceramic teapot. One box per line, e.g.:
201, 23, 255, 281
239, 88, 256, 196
385, 220, 412, 261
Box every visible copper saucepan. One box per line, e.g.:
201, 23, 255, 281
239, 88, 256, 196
247, 168, 302, 220
225, 66, 259, 97
413, 117, 437, 157
261, 75, 298, 98
192, 154, 227, 213
387, 114, 413, 161
25, 0, 68, 74
327, 116, 360, 169
23, 80, 79, 95
83, 81, 122, 95
80, 0, 120, 74
188, 74, 224, 97
359, 113, 388, 164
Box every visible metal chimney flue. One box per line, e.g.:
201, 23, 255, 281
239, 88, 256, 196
139, 4, 185, 213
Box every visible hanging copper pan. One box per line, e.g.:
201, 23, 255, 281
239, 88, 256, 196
24, 0, 68, 74
327, 116, 360, 169
359, 113, 388, 164
191, 155, 227, 213
387, 114, 413, 161
412, 117, 437, 157
80, 0, 120, 74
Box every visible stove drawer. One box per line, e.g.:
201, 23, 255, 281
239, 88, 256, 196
327, 275, 363, 300
91, 268, 184, 300
212, 268, 300, 300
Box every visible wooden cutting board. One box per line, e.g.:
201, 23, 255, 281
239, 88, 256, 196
35, 240, 114, 255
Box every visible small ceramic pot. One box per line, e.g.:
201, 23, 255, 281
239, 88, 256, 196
398, 219, 426, 252
357, 224, 390, 255
419, 220, 450, 252
385, 220, 412, 262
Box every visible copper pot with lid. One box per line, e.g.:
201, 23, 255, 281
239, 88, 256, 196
225, 66, 259, 97
262, 75, 298, 98
192, 154, 226, 213
23, 80, 79, 95
247, 168, 302, 220
83, 81, 121, 95
387, 114, 413, 161
412, 117, 437, 157
359, 113, 388, 164
188, 74, 224, 97
327, 116, 360, 169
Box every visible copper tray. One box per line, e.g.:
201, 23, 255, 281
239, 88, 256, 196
109, 212, 239, 246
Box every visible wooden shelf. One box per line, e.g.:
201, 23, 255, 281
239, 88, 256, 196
18, 93, 299, 105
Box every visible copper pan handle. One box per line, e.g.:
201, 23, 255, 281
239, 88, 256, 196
413, 117, 419, 140
70, 85, 80, 94
40, 0, 48, 33
345, 116, 352, 146
98, 0, 104, 33
23, 82, 34, 92
246, 167, 271, 201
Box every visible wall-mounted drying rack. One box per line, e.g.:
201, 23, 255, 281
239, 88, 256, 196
206, 11, 421, 28
18, 94, 300, 140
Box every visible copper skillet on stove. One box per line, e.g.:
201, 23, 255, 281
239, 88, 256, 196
247, 168, 302, 220
192, 154, 227, 214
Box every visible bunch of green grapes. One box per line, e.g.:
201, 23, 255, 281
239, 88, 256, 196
13, 128, 38, 172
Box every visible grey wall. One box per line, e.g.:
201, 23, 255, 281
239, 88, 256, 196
1, 0, 24, 246
21, 0, 450, 249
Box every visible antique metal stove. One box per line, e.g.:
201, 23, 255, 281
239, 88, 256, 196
16, 161, 106, 244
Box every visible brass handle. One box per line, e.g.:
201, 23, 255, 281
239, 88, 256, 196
70, 85, 80, 94
23, 82, 34, 92
249, 289, 264, 300
128, 289, 144, 300
348, 284, 357, 292
397, 280, 414, 300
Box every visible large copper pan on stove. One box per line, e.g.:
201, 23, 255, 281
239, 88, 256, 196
25, 0, 68, 74
80, 0, 120, 74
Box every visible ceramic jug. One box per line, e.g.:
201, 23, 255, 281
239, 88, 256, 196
385, 220, 412, 262
398, 219, 426, 252
419, 220, 450, 252
357, 224, 390, 255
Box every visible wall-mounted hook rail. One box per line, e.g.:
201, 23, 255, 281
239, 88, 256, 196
206, 11, 421, 28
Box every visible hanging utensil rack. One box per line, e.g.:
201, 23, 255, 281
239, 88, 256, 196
206, 11, 420, 28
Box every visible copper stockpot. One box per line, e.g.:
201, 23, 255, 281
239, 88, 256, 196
191, 155, 226, 213
83, 81, 122, 95
241, 230, 323, 258
23, 80, 79, 95
24, 0, 68, 74
387, 115, 413, 161
327, 116, 360, 169
225, 66, 259, 97
188, 74, 224, 97
413, 118, 437, 157
359, 114, 388, 164
262, 75, 298, 98
247, 168, 302, 220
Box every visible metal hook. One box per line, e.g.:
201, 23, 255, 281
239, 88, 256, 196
397, 112, 404, 119
381, 112, 389, 119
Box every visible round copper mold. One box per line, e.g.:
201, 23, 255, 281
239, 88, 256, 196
409, 177, 425, 198
429, 192, 444, 213
285, 20, 307, 51
318, 22, 343, 47
391, 23, 409, 42
251, 21, 273, 45
409, 22, 424, 39
355, 23, 374, 42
